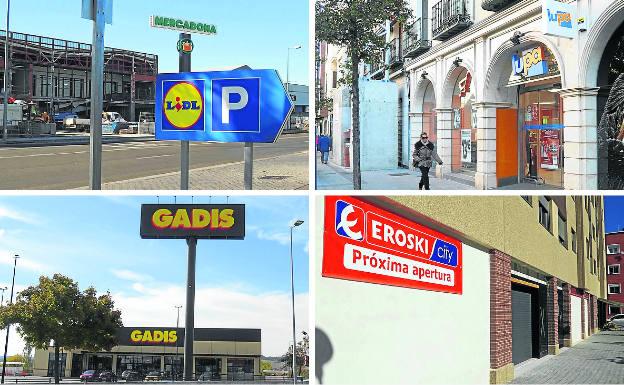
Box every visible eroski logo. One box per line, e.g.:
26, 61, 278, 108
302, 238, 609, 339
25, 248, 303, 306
335, 200, 364, 241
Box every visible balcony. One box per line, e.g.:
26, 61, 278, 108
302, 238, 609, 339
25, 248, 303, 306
388, 38, 403, 68
366, 51, 385, 80
432, 0, 473, 41
402, 19, 432, 59
481, 0, 521, 12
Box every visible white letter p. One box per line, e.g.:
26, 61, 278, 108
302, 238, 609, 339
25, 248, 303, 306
222, 86, 248, 124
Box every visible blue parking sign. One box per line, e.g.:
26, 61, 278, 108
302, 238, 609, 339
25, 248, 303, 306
212, 78, 260, 133
155, 69, 293, 143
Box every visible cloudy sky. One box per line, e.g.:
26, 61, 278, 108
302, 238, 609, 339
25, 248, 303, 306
0, 195, 309, 357
10, 0, 309, 85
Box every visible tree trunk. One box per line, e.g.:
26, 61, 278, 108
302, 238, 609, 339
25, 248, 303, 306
351, 50, 362, 190
54, 344, 60, 384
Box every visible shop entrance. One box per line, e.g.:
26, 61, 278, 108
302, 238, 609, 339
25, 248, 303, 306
86, 354, 113, 372
511, 282, 540, 364
70, 354, 83, 377
451, 69, 476, 174
519, 81, 564, 187
227, 358, 254, 381
195, 357, 221, 380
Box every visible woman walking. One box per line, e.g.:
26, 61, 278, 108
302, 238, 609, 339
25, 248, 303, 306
412, 133, 443, 190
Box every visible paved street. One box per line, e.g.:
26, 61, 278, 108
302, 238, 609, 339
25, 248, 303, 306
0, 133, 308, 190
512, 331, 624, 384
316, 155, 475, 190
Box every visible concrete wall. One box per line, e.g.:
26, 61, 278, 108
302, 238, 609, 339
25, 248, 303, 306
316, 197, 491, 385
357, 79, 398, 171
571, 295, 582, 345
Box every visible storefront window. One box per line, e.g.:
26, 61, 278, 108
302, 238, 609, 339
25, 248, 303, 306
226, 358, 254, 381
87, 354, 113, 372
195, 358, 221, 380
115, 355, 161, 377
451, 68, 476, 172
47, 352, 67, 377
164, 356, 183, 381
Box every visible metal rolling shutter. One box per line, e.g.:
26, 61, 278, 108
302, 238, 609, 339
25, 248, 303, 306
512, 289, 534, 364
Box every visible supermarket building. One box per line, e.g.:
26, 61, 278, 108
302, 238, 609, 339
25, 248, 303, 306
316, 195, 607, 384
32, 327, 261, 380
319, 0, 624, 189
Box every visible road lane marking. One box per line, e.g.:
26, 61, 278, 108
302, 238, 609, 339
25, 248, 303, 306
136, 154, 174, 160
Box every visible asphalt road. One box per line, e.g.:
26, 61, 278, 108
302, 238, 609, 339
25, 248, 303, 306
0, 133, 308, 190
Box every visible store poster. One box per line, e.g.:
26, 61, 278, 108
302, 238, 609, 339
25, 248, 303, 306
461, 129, 472, 163
540, 129, 560, 170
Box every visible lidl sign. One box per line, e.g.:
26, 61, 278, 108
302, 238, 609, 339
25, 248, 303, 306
322, 196, 463, 294
542, 0, 576, 39
155, 70, 293, 143
140, 204, 245, 239
150, 16, 217, 35
512, 46, 548, 78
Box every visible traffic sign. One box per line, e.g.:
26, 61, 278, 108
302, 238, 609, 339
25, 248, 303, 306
155, 69, 293, 143
323, 196, 463, 294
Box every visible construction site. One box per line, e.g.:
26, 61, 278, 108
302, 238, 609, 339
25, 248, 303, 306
1, 29, 158, 136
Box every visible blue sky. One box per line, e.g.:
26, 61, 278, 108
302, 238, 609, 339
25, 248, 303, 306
604, 196, 624, 233
0, 195, 309, 356
9, 0, 309, 85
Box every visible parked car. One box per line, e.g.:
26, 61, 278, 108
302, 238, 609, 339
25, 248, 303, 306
610, 314, 624, 327
120, 370, 142, 381
99, 371, 117, 382
80, 370, 100, 382
144, 371, 162, 381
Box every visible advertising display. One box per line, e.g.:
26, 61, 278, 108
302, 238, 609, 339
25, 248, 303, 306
322, 196, 463, 294
540, 129, 561, 170
140, 204, 245, 239
155, 69, 293, 143
116, 327, 261, 346
542, 0, 576, 39
512, 46, 549, 78
461, 129, 472, 163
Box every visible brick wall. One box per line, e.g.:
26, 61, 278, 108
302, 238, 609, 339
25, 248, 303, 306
547, 277, 558, 348
490, 250, 512, 369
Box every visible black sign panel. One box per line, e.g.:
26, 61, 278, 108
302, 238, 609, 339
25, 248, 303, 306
140, 204, 245, 239
117, 327, 261, 346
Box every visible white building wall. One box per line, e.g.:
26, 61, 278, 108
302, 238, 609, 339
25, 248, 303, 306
315, 198, 491, 385
571, 295, 582, 345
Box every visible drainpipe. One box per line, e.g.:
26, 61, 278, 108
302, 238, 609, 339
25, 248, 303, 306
384, 20, 391, 81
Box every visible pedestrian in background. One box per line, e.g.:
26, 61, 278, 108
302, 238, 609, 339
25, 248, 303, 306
412, 133, 443, 190
318, 134, 331, 164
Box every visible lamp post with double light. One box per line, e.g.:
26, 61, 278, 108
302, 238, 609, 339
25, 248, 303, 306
286, 45, 301, 131
289, 220, 303, 384
1, 254, 18, 384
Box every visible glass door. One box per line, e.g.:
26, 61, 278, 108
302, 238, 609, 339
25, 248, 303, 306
519, 86, 564, 187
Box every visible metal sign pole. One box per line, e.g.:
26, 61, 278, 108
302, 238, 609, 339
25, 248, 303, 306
179, 32, 191, 190
244, 142, 253, 189
183, 236, 197, 381
2, 0, 10, 143
89, 0, 105, 190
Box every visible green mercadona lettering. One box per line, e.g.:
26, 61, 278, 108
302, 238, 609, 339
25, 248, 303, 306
152, 16, 217, 34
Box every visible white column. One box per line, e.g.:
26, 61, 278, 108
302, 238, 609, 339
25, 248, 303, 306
435, 108, 453, 177
473, 102, 505, 189
409, 111, 424, 170
559, 88, 599, 190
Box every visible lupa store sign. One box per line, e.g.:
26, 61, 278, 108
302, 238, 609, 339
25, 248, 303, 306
322, 196, 463, 294
542, 0, 576, 39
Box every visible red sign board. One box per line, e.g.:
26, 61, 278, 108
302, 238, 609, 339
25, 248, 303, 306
322, 196, 463, 294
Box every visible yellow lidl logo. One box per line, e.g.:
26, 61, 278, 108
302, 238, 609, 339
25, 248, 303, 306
163, 81, 204, 130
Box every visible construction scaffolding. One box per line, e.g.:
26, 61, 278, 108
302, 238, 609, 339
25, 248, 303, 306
0, 29, 158, 122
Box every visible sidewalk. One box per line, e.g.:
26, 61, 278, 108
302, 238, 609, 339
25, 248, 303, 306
78, 150, 308, 190
316, 156, 475, 190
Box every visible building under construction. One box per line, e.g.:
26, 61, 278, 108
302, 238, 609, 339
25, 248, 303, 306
1, 29, 158, 121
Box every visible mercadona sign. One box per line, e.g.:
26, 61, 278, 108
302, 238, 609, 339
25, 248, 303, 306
322, 196, 463, 294
150, 16, 217, 35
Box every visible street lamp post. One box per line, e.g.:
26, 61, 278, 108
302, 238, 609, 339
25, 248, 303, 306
1, 254, 19, 385
2, 0, 11, 143
289, 220, 303, 384
174, 305, 182, 382
286, 45, 301, 131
